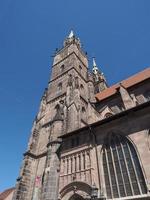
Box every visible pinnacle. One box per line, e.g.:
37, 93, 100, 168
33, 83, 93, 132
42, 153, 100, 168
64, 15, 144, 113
68, 30, 74, 38
92, 57, 99, 73
93, 57, 97, 67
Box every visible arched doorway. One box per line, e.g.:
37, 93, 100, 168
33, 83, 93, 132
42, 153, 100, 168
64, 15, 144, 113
69, 194, 84, 200
60, 181, 91, 200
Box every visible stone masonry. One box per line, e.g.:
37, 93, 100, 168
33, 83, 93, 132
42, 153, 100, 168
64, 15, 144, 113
13, 31, 150, 200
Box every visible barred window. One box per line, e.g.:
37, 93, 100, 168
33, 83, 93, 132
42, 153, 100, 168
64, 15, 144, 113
103, 134, 147, 199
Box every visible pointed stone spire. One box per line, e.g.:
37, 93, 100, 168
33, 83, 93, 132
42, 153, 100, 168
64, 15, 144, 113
92, 57, 99, 75
64, 30, 81, 48
92, 57, 108, 92
68, 30, 74, 38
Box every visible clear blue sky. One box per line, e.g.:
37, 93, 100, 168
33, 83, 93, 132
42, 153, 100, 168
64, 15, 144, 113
0, 0, 150, 192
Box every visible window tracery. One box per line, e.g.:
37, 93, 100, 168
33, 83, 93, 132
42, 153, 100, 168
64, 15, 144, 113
102, 134, 147, 199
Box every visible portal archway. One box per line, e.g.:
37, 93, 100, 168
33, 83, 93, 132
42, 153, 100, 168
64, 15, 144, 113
60, 181, 91, 200
69, 193, 84, 200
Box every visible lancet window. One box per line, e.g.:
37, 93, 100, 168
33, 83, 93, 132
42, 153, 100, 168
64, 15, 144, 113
102, 134, 147, 199
57, 82, 62, 92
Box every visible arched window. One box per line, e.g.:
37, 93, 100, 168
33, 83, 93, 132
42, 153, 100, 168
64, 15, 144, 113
60, 64, 64, 72
82, 106, 86, 113
79, 65, 82, 73
57, 82, 62, 92
80, 84, 84, 90
104, 112, 113, 118
102, 134, 147, 199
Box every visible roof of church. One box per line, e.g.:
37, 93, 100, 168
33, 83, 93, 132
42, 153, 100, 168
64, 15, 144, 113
0, 188, 15, 200
95, 67, 150, 101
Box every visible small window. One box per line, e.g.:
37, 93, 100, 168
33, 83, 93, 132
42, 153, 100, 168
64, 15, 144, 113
79, 65, 82, 72
58, 82, 62, 91
80, 84, 84, 89
105, 112, 113, 118
60, 64, 64, 72
82, 106, 86, 113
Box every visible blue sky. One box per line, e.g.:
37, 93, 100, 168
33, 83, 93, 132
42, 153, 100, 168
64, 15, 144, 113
0, 0, 150, 192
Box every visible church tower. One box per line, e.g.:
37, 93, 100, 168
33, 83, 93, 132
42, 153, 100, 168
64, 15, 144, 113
13, 31, 101, 200
13, 32, 150, 200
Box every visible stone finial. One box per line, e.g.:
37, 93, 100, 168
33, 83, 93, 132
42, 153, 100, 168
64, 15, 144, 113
64, 30, 81, 48
92, 57, 99, 75
68, 30, 74, 38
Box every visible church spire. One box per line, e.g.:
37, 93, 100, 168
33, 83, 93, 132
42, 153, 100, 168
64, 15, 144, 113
92, 57, 99, 75
63, 30, 81, 48
92, 57, 108, 93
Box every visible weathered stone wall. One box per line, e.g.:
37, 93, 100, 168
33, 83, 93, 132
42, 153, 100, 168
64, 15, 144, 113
13, 33, 150, 200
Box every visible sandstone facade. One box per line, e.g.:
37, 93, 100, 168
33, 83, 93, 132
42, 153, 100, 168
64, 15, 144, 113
13, 32, 150, 200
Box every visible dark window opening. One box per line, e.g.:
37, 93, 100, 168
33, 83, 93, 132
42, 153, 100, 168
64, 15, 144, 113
58, 82, 62, 92
82, 107, 86, 113
80, 84, 84, 89
144, 90, 150, 101
60, 64, 64, 72
71, 137, 80, 148
79, 65, 82, 72
105, 113, 113, 118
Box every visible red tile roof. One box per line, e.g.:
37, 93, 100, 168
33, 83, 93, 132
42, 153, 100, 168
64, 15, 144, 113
0, 188, 14, 200
96, 67, 150, 101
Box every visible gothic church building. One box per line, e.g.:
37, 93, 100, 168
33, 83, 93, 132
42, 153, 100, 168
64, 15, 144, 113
13, 32, 150, 200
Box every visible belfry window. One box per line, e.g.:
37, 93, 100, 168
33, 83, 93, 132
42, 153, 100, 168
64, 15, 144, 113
57, 82, 62, 92
80, 84, 84, 90
60, 64, 64, 72
79, 65, 82, 72
102, 134, 147, 199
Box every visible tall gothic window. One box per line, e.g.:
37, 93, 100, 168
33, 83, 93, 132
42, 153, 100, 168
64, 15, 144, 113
102, 134, 147, 199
